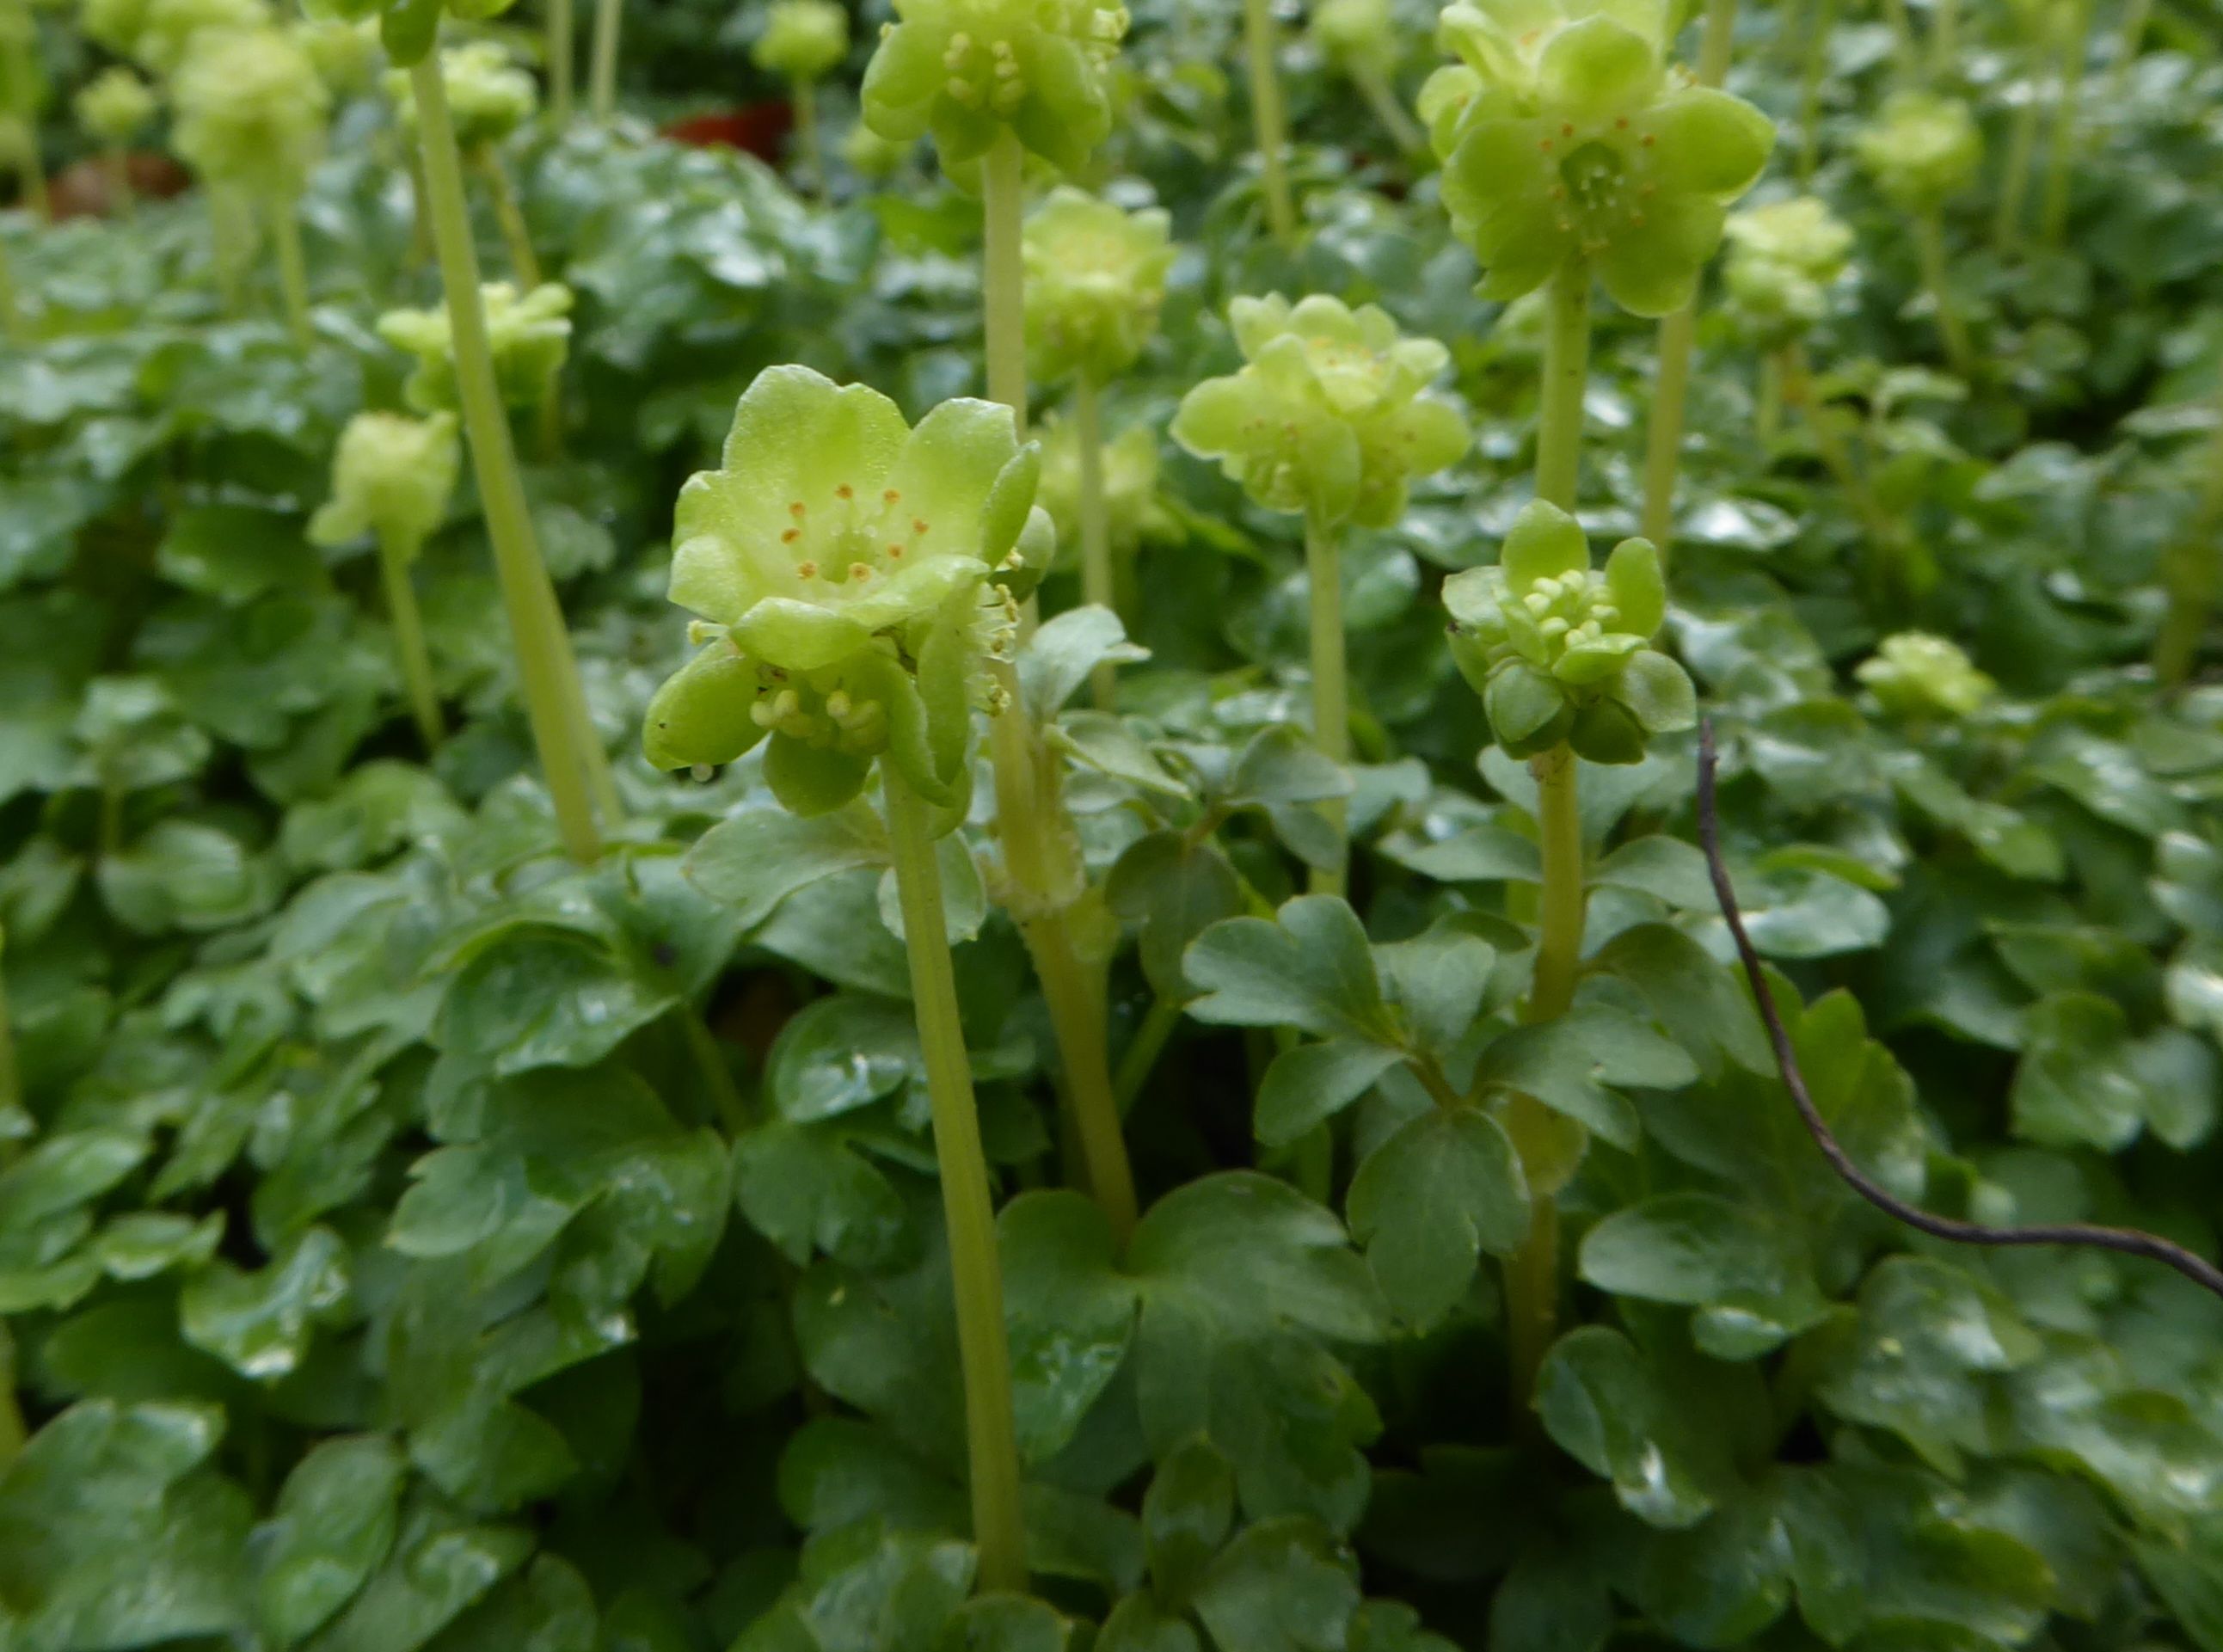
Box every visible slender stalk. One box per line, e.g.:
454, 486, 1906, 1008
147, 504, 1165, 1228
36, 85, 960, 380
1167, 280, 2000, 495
1637, 0, 1736, 562
104, 147, 134, 219
0, 236, 25, 344
980, 126, 1137, 1240
1755, 347, 1783, 447
1242, 0, 1296, 243
1797, 0, 1838, 180
549, 0, 574, 122
378, 530, 444, 751
3, 34, 46, 221
271, 200, 313, 351
533, 562, 621, 820
1881, 0, 1917, 83
411, 53, 603, 862
679, 1002, 747, 1134
474, 148, 541, 289
209, 187, 250, 315
2109, 0, 2150, 101
588, 0, 622, 123
1913, 210, 1973, 378
1930, 0, 1958, 77
2154, 408, 2223, 690
1113, 996, 1182, 1114
884, 770, 1029, 1594
1536, 259, 1592, 510
2038, 0, 2094, 245
1525, 746, 1584, 1022
1304, 512, 1349, 897
1073, 376, 1117, 708
1783, 342, 1918, 605
790, 77, 824, 201
0, 924, 19, 1149
1993, 40, 2045, 250
1354, 66, 1423, 155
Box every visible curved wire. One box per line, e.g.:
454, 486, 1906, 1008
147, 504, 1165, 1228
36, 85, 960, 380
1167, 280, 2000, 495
1696, 720, 2223, 1301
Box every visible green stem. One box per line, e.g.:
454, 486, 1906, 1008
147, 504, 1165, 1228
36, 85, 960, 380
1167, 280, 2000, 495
1304, 512, 1349, 897
1525, 746, 1584, 1023
105, 147, 134, 220
1354, 66, 1423, 155
475, 148, 542, 290
1914, 210, 1973, 378
411, 52, 603, 863
981, 131, 1028, 425
1993, 43, 2045, 251
1242, 0, 1296, 243
2109, 0, 2151, 101
1074, 375, 1116, 708
2038, 0, 2094, 245
549, 0, 574, 122
1026, 912, 1139, 1242
1640, 304, 1696, 557
883, 770, 1029, 1594
378, 529, 445, 751
1113, 996, 1181, 1114
2154, 405, 2223, 690
209, 186, 250, 315
1931, 0, 1958, 76
271, 198, 312, 351
790, 77, 824, 201
0, 236, 26, 344
679, 1002, 747, 1134
0, 925, 19, 1149
1797, 0, 1838, 181
1784, 343, 1917, 605
1536, 258, 1592, 511
1882, 0, 1918, 83
1756, 346, 1783, 447
588, 0, 622, 123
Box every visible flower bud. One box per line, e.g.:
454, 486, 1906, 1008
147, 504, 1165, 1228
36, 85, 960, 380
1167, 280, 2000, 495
1022, 187, 1173, 387
385, 40, 537, 151
171, 22, 329, 201
378, 281, 573, 415
752, 0, 848, 83
75, 66, 157, 147
1856, 631, 1993, 719
308, 411, 462, 558
1855, 91, 1981, 212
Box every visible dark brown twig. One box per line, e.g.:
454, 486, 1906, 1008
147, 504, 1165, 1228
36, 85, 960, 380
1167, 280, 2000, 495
1697, 720, 2223, 1302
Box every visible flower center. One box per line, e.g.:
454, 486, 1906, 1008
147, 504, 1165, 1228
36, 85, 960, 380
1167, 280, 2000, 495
782, 484, 930, 596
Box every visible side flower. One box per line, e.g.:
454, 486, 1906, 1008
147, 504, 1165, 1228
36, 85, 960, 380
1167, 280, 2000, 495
1445, 498, 1695, 763
378, 281, 572, 413
1022, 186, 1173, 389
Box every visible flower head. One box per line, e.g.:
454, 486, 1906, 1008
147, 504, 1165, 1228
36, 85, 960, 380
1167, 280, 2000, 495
1856, 631, 1993, 719
860, 0, 1131, 175
1170, 293, 1470, 529
645, 366, 1053, 816
308, 411, 462, 557
378, 282, 573, 414
1444, 499, 1694, 762
753, 0, 849, 82
385, 40, 537, 150
1723, 194, 1853, 335
298, 15, 379, 92
1022, 187, 1174, 386
171, 23, 330, 201
120, 0, 270, 71
74, 64, 157, 145
1311, 0, 1401, 83
1855, 91, 1980, 212
1428, 0, 1774, 316
1037, 415, 1169, 559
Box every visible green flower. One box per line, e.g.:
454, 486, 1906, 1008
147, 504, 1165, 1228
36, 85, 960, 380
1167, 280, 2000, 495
124, 0, 269, 71
1311, 0, 1401, 83
1722, 195, 1853, 335
1170, 293, 1471, 529
1429, 0, 1774, 316
171, 24, 330, 200
378, 282, 572, 414
1037, 415, 1170, 559
645, 365, 1052, 817
1443, 499, 1695, 762
1022, 187, 1174, 386
297, 15, 379, 92
73, 64, 156, 145
1854, 91, 1981, 212
1856, 631, 1993, 719
753, 0, 848, 82
860, 0, 1131, 175
307, 411, 461, 557
385, 41, 537, 150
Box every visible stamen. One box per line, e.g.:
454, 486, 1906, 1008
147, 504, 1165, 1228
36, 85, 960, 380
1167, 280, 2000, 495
849, 562, 873, 581
796, 560, 818, 578
782, 527, 801, 544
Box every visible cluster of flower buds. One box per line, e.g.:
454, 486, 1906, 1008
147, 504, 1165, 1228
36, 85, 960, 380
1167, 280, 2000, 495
378, 281, 573, 413
861, 0, 1131, 175
1037, 418, 1170, 561
1444, 500, 1696, 763
1856, 631, 1995, 719
170, 22, 329, 202
74, 64, 157, 147
1311, 0, 1402, 84
1422, 0, 1774, 317
1722, 195, 1855, 339
1855, 91, 1981, 212
643, 366, 1055, 818
1171, 292, 1470, 529
752, 0, 849, 83
87, 0, 267, 75
384, 40, 537, 150
308, 410, 461, 558
1022, 187, 1173, 387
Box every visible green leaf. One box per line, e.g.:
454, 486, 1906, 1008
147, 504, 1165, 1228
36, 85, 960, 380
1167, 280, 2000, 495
734, 1119, 916, 1270
1588, 835, 1717, 910
1254, 1041, 1404, 1148
301, 1506, 536, 1652
2009, 989, 2151, 1151
770, 993, 921, 1123
158, 503, 322, 605
180, 1225, 353, 1381
1474, 1003, 1698, 1149
1591, 924, 1772, 1078
1188, 1518, 1359, 1652
435, 926, 679, 1076
251, 1434, 408, 1647
1020, 605, 1148, 722
1142, 1435, 1236, 1606
1577, 1193, 1793, 1307
998, 1192, 1139, 1465
1183, 898, 1395, 1044
1535, 1327, 1723, 1529
1346, 1108, 1528, 1328
687, 801, 887, 929
1372, 917, 1496, 1058
1105, 832, 1245, 1004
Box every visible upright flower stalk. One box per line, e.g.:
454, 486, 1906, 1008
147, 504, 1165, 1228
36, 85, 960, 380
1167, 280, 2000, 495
2037, 0, 2094, 246
1172, 294, 1470, 896
862, 0, 1141, 1242
74, 67, 156, 220
408, 55, 606, 860
547, 0, 573, 121
752, 1, 849, 200
1427, 0, 1759, 1403
389, 44, 543, 289
2153, 393, 2223, 691
1856, 91, 1980, 378
639, 366, 1047, 1593
1311, 0, 1424, 154
1243, 0, 1295, 240
588, 0, 621, 122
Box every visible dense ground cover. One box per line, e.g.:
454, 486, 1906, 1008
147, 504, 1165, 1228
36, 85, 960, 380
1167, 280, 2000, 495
4, 0, 2223, 1647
